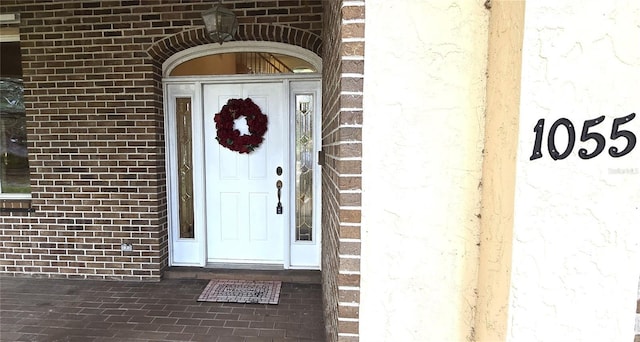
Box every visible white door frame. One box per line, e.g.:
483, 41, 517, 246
163, 42, 322, 269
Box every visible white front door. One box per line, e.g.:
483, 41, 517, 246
203, 82, 286, 265
165, 78, 322, 269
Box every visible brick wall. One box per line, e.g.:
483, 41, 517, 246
0, 0, 322, 280
321, 1, 364, 341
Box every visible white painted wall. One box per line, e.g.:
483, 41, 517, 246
509, 1, 640, 341
360, 1, 489, 340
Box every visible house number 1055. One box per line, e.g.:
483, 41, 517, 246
530, 113, 637, 160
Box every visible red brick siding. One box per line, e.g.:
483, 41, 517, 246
321, 0, 364, 341
0, 0, 322, 280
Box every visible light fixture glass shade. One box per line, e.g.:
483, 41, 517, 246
201, 5, 238, 44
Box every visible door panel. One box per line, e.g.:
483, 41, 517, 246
249, 193, 269, 240
203, 83, 287, 264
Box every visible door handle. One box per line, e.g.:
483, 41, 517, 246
276, 180, 283, 214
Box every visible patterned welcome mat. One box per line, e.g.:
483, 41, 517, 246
197, 279, 282, 305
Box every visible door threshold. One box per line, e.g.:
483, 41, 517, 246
205, 262, 284, 270
163, 266, 321, 284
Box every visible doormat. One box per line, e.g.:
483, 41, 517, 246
197, 279, 282, 305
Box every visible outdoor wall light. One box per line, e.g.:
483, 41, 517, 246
201, 2, 238, 44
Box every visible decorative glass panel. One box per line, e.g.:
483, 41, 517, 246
295, 94, 313, 241
176, 98, 194, 239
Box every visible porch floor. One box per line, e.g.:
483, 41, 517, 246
0, 276, 325, 342
164, 267, 321, 284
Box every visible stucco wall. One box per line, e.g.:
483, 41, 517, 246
360, 1, 489, 340
509, 1, 640, 341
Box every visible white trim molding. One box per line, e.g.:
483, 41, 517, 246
0, 13, 20, 24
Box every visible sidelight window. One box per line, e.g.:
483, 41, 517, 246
176, 98, 195, 238
294, 94, 314, 241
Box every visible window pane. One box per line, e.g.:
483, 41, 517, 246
176, 98, 195, 239
1, 39, 29, 197
0, 78, 29, 195
169, 52, 317, 76
295, 94, 313, 241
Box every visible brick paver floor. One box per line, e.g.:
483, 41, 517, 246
0, 277, 325, 342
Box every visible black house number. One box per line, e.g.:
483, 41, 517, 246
530, 113, 637, 160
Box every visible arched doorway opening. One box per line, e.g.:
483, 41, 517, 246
163, 42, 322, 270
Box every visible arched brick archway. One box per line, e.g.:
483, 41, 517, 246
149, 22, 323, 276
147, 24, 322, 63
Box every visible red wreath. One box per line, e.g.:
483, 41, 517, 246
214, 98, 268, 154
